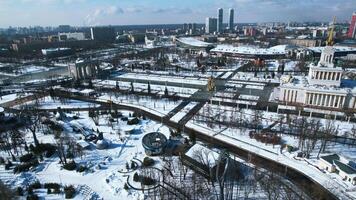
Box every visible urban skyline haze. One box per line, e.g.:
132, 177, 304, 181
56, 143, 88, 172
0, 0, 355, 28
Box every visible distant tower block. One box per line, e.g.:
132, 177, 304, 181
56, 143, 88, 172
229, 8, 234, 31
217, 8, 223, 33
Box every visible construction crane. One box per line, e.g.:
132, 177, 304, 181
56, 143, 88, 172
326, 16, 336, 46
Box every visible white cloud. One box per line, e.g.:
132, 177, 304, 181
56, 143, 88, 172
85, 6, 124, 26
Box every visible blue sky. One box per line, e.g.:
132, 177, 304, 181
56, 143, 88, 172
0, 0, 355, 27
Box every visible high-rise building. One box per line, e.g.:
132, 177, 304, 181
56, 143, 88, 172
348, 12, 356, 38
206, 17, 217, 34
229, 8, 234, 31
217, 8, 223, 33
90, 26, 116, 43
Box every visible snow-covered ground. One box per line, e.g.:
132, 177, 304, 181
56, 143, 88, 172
0, 93, 32, 106
98, 94, 182, 117
0, 65, 50, 77
0, 109, 172, 199
14, 96, 99, 109
94, 79, 198, 98
117, 73, 208, 86
170, 102, 198, 122
189, 103, 356, 199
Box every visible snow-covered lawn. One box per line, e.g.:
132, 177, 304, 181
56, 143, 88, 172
0, 65, 50, 77
94, 79, 198, 98
117, 73, 208, 86
14, 96, 99, 109
170, 102, 198, 122
0, 109, 172, 199
98, 94, 182, 117
239, 95, 259, 101
0, 93, 32, 105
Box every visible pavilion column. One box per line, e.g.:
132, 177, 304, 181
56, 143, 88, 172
312, 94, 316, 105
291, 91, 294, 102
329, 95, 335, 107
325, 95, 330, 107
340, 96, 345, 108
332, 95, 337, 108
315, 94, 320, 106
335, 96, 340, 108
324, 94, 328, 106
287, 90, 290, 102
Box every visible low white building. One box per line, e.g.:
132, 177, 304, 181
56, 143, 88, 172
58, 32, 85, 41
319, 154, 356, 185
278, 46, 356, 110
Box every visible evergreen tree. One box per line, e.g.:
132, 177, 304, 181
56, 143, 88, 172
130, 82, 134, 93
164, 87, 168, 96
147, 82, 151, 94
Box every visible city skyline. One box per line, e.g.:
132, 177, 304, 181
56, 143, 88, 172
0, 0, 356, 28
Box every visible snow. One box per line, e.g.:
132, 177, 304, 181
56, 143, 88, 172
0, 65, 50, 77
239, 95, 260, 101
0, 108, 173, 200
185, 144, 219, 167
211, 45, 288, 56
176, 37, 212, 48
0, 93, 21, 104
0, 93, 32, 106
245, 85, 264, 90
220, 71, 233, 79
170, 102, 198, 122
117, 73, 208, 86
15, 96, 99, 109
98, 94, 182, 117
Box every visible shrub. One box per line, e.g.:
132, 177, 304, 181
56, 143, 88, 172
44, 183, 60, 191
28, 187, 33, 195
124, 183, 129, 190
30, 143, 56, 157
133, 172, 139, 182
77, 165, 87, 173
64, 185, 76, 199
14, 160, 39, 173
130, 161, 136, 169
63, 161, 77, 171
16, 187, 24, 196
141, 176, 156, 185
5, 161, 13, 170
20, 153, 34, 163
26, 194, 39, 200
143, 157, 154, 167
29, 181, 41, 189
0, 157, 5, 164
127, 117, 139, 125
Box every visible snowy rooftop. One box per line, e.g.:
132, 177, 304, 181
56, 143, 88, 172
211, 45, 289, 55
308, 46, 356, 53
80, 89, 95, 94
280, 75, 353, 94
185, 144, 219, 167
176, 37, 213, 48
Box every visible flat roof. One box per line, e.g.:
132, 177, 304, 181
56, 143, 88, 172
308, 46, 356, 53
176, 37, 213, 48
185, 144, 219, 167
211, 45, 289, 55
